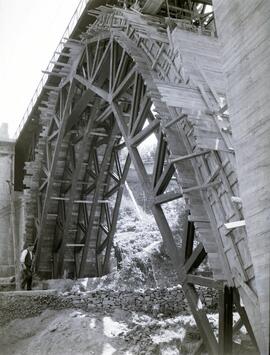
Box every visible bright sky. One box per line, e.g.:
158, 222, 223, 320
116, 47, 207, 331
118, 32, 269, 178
0, 0, 81, 138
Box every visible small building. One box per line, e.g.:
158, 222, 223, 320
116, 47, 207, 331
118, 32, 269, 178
0, 123, 24, 278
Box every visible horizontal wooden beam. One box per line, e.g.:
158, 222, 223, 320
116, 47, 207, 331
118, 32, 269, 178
154, 191, 183, 205
170, 150, 211, 164
186, 274, 223, 290
74, 199, 109, 204
224, 220, 246, 229
42, 70, 66, 78
66, 244, 85, 247
44, 85, 60, 91
182, 181, 220, 193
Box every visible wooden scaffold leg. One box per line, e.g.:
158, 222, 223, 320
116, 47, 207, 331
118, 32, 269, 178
219, 285, 233, 355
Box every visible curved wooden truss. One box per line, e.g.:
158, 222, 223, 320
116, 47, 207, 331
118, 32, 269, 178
21, 5, 263, 354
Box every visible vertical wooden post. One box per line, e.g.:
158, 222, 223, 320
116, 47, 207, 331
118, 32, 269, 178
219, 285, 233, 355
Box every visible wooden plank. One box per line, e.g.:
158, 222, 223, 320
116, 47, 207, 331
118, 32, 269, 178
182, 181, 220, 193
74, 74, 109, 102
224, 220, 246, 229
129, 119, 160, 146
152, 130, 168, 190
154, 191, 183, 205
92, 40, 111, 82
187, 274, 223, 290
102, 156, 131, 273
112, 49, 129, 93
66, 244, 85, 247
154, 162, 175, 196
184, 243, 207, 273
130, 96, 152, 137
129, 72, 142, 134
164, 114, 187, 129
183, 283, 219, 354
170, 150, 211, 164
219, 286, 233, 355
182, 220, 195, 261
112, 65, 136, 99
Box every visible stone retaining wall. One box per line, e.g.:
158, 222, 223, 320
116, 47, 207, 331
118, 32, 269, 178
67, 286, 189, 315
0, 286, 218, 325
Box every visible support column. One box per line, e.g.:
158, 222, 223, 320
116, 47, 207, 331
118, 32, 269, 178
219, 285, 233, 355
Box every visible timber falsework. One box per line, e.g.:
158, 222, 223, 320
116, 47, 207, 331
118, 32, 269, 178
15, 1, 267, 354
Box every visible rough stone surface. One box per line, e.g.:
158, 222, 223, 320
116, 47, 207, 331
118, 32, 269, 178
0, 138, 15, 277
0, 286, 218, 326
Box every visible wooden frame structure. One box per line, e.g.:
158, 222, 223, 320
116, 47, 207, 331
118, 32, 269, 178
16, 1, 265, 353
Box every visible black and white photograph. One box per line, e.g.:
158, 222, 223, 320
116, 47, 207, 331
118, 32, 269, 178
0, 1, 269, 354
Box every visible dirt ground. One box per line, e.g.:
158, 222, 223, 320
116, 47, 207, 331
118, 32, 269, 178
0, 309, 129, 355
0, 306, 257, 355
0, 307, 204, 355
0, 199, 258, 355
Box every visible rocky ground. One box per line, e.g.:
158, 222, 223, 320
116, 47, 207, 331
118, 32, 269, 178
0, 305, 256, 355
0, 307, 206, 355
0, 196, 257, 354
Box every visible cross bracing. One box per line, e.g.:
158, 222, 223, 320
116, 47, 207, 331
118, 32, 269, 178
15, 1, 267, 354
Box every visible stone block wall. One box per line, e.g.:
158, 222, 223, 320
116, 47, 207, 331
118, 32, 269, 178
69, 286, 189, 315
0, 286, 218, 325
0, 138, 15, 277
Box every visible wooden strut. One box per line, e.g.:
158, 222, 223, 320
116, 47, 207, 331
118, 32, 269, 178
112, 96, 219, 354
219, 285, 233, 355
55, 106, 97, 277
35, 80, 77, 269
94, 147, 124, 276
70, 124, 124, 278
72, 142, 99, 278
75, 39, 229, 354
30, 31, 260, 355
79, 123, 120, 278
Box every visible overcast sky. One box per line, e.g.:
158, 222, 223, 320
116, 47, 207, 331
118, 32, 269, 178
0, 0, 81, 138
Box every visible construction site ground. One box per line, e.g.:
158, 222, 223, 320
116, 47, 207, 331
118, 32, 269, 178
0, 198, 257, 354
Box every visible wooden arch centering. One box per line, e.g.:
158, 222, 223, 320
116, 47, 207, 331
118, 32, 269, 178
29, 13, 259, 354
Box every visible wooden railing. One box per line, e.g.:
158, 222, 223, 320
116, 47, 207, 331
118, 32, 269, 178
14, 0, 90, 139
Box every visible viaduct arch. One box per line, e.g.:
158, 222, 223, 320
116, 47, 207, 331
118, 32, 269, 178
13, 2, 269, 353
